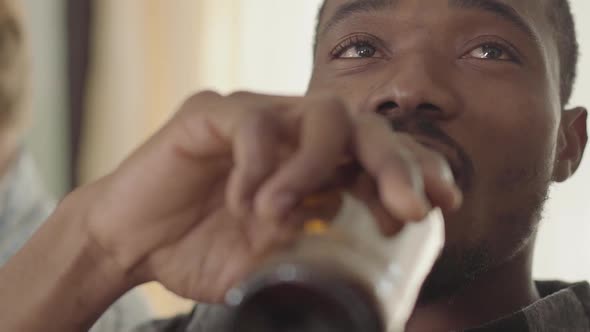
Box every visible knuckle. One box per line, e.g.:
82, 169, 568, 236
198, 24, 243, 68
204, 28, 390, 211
380, 151, 416, 177
177, 90, 223, 116
186, 90, 222, 106
239, 108, 275, 134
227, 91, 277, 117
227, 90, 255, 101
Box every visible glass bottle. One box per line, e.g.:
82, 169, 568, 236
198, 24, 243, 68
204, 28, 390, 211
225, 191, 445, 332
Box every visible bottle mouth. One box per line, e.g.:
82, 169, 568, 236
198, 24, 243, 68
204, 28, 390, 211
227, 263, 384, 332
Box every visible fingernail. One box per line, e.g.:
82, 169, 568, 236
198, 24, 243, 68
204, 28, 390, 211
269, 193, 297, 220
441, 166, 456, 184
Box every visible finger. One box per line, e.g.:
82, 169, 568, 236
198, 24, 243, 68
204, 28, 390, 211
172, 91, 300, 158
201, 223, 274, 303
216, 219, 300, 303
254, 95, 353, 220
186, 210, 268, 303
352, 173, 404, 237
226, 110, 286, 217
190, 220, 233, 303
143, 210, 222, 301
353, 113, 431, 222
400, 136, 463, 212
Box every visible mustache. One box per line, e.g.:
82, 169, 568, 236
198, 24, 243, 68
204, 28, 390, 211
391, 119, 475, 191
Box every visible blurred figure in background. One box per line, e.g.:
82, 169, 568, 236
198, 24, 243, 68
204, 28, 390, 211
0, 0, 152, 330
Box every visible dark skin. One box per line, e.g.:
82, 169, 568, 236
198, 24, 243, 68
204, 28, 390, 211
311, 0, 587, 330
0, 0, 586, 331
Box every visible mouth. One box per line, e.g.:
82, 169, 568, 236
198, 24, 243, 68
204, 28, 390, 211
412, 136, 469, 192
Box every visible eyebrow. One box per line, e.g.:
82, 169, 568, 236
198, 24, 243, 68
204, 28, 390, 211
449, 0, 538, 42
320, 0, 396, 37
320, 0, 540, 44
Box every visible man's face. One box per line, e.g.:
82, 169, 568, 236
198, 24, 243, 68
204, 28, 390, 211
309, 0, 582, 294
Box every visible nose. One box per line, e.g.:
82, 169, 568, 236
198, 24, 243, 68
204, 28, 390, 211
364, 58, 461, 122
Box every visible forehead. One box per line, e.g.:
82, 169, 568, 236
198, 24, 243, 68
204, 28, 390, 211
320, 0, 552, 34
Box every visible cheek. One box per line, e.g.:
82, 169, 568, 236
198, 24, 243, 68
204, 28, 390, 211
456, 62, 560, 175
458, 82, 559, 197
442, 86, 559, 251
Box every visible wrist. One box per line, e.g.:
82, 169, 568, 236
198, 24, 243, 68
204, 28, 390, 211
70, 182, 143, 290
0, 185, 136, 331
57, 183, 142, 306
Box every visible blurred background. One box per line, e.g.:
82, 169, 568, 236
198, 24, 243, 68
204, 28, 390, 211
19, 0, 590, 319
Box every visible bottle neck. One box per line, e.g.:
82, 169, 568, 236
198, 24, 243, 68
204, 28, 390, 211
228, 263, 384, 332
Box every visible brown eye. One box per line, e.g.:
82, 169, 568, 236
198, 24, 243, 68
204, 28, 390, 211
330, 34, 386, 60
336, 42, 379, 59
467, 44, 512, 61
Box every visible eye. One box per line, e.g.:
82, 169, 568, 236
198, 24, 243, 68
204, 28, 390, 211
337, 42, 377, 58
330, 34, 384, 60
465, 43, 514, 61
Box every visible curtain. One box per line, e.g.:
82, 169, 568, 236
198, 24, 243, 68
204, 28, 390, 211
79, 0, 245, 317
79, 0, 243, 185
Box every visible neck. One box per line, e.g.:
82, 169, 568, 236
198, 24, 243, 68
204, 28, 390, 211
405, 242, 540, 332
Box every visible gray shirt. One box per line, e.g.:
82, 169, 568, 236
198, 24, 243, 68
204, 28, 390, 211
135, 280, 590, 331
0, 151, 153, 331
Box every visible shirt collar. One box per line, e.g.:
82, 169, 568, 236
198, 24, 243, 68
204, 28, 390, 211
0, 150, 54, 265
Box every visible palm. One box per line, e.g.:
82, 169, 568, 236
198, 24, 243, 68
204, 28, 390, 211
120, 152, 292, 302
145, 203, 291, 303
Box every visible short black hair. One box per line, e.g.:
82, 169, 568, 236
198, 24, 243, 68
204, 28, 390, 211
548, 0, 578, 106
314, 0, 579, 106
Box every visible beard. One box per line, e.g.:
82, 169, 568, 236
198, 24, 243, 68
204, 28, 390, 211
417, 164, 552, 304
386, 116, 556, 303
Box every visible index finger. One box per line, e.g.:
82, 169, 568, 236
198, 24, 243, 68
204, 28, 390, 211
172, 91, 302, 158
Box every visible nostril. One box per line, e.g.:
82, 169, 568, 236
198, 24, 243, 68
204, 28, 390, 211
376, 101, 399, 116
